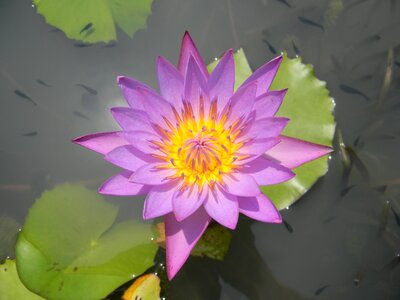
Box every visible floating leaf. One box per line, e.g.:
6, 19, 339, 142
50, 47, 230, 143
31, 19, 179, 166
122, 274, 161, 300
15, 184, 157, 300
154, 222, 232, 261
208, 51, 335, 210
0, 259, 44, 300
33, 0, 153, 43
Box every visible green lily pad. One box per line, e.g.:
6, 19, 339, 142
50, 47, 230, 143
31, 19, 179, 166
0, 259, 44, 300
122, 274, 161, 300
33, 0, 153, 44
208, 51, 335, 210
15, 184, 157, 300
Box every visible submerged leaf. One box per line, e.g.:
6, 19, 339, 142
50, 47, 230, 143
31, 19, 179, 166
209, 51, 335, 210
0, 260, 44, 300
122, 274, 161, 300
33, 0, 153, 43
15, 184, 157, 300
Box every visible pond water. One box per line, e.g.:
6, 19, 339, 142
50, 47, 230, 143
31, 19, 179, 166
1, 0, 400, 299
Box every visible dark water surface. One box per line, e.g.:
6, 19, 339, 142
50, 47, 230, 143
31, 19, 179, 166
1, 0, 400, 299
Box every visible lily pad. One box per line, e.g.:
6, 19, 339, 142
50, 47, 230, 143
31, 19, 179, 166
33, 0, 153, 43
122, 273, 161, 300
0, 259, 44, 300
208, 51, 335, 210
15, 184, 157, 300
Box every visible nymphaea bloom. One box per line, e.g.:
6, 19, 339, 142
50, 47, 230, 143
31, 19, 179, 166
73, 32, 331, 279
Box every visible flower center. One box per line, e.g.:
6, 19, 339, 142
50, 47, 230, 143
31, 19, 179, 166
152, 100, 245, 188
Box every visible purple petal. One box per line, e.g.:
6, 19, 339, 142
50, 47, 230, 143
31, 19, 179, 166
266, 135, 333, 169
240, 55, 282, 97
222, 173, 261, 197
239, 117, 289, 141
157, 56, 184, 111
123, 131, 161, 154
143, 181, 177, 219
110, 107, 153, 133
129, 163, 175, 185
204, 185, 239, 229
208, 49, 234, 111
241, 156, 295, 185
225, 82, 257, 126
178, 31, 209, 79
184, 55, 209, 118
72, 131, 128, 155
117, 76, 155, 110
173, 185, 206, 221
99, 171, 148, 196
238, 194, 282, 223
104, 145, 157, 171
235, 138, 280, 165
165, 207, 211, 279
253, 89, 287, 119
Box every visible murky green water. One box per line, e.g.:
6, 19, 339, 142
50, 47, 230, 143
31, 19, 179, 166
1, 0, 400, 299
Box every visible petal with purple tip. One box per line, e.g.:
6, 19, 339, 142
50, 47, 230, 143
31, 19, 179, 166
208, 49, 234, 111
165, 207, 211, 279
173, 185, 206, 221
238, 194, 282, 223
239, 117, 289, 141
253, 89, 287, 119
123, 131, 161, 154
72, 131, 128, 155
117, 76, 156, 110
204, 185, 239, 229
105, 145, 157, 171
178, 31, 209, 78
241, 156, 295, 185
240, 55, 282, 97
222, 173, 261, 197
143, 181, 177, 219
130, 163, 175, 185
157, 56, 184, 110
111, 107, 154, 133
225, 82, 257, 125
266, 135, 332, 169
99, 171, 148, 196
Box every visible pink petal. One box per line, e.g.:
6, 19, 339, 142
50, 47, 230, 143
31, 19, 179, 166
222, 173, 261, 197
253, 89, 287, 119
241, 156, 295, 185
240, 55, 282, 97
129, 163, 175, 185
236, 138, 280, 165
123, 131, 161, 154
239, 117, 289, 141
72, 131, 128, 155
204, 185, 239, 229
225, 82, 257, 126
173, 185, 206, 221
266, 135, 332, 169
157, 56, 184, 111
184, 55, 209, 118
104, 145, 156, 171
143, 181, 177, 219
178, 31, 209, 79
117, 76, 155, 110
98, 171, 148, 196
110, 107, 153, 132
238, 194, 282, 223
208, 49, 234, 111
165, 207, 211, 279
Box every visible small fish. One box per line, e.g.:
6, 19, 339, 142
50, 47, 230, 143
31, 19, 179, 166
395, 60, 400, 68
282, 219, 293, 233
291, 40, 300, 55
73, 43, 93, 48
390, 207, 400, 227
79, 22, 93, 34
346, 146, 370, 181
14, 90, 37, 106
353, 135, 362, 147
76, 84, 97, 95
36, 79, 52, 87
275, 0, 291, 8
73, 111, 90, 120
339, 84, 369, 101
102, 41, 118, 48
314, 285, 329, 296
263, 40, 277, 54
341, 185, 355, 197
49, 28, 62, 33
298, 16, 324, 31
21, 131, 38, 137
84, 28, 95, 37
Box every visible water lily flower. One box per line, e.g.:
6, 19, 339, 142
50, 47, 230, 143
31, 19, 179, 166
73, 32, 331, 279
